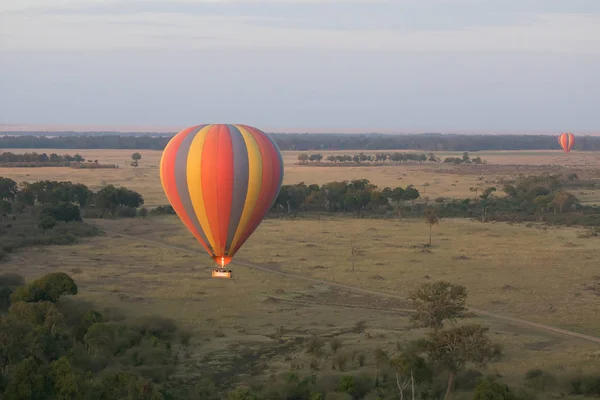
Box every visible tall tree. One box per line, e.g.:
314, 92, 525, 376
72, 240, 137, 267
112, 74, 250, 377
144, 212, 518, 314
424, 208, 440, 247
131, 152, 142, 167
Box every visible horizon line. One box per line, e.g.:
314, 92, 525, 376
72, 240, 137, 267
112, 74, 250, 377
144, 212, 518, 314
1, 124, 598, 136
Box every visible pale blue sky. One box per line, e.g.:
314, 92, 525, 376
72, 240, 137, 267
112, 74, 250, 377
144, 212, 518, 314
1, 0, 599, 132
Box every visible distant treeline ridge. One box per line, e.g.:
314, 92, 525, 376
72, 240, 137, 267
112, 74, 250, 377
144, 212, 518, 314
1, 132, 598, 151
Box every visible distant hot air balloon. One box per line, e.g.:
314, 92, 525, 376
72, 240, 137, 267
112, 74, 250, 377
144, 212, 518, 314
160, 124, 284, 278
558, 132, 575, 153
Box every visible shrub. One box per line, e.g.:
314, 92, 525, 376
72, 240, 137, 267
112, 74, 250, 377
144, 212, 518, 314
524, 368, 557, 391
116, 206, 137, 218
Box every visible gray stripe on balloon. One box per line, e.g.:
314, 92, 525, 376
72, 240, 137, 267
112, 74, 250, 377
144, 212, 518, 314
174, 124, 214, 255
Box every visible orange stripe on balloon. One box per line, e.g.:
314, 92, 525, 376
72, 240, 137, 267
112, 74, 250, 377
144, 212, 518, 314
160, 126, 212, 254
201, 125, 222, 254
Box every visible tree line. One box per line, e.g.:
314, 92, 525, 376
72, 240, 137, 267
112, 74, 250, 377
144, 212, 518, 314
297, 152, 484, 165
270, 173, 600, 228
0, 177, 144, 219
0, 152, 87, 164
1, 132, 599, 151
273, 179, 421, 217
0, 177, 146, 263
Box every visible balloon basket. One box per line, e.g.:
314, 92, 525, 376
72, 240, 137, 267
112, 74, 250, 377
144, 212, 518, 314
212, 269, 232, 279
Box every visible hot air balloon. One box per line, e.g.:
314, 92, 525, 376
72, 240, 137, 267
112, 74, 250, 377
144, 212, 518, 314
558, 132, 575, 153
160, 124, 284, 278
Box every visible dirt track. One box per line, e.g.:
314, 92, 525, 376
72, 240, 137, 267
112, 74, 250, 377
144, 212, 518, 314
104, 230, 600, 346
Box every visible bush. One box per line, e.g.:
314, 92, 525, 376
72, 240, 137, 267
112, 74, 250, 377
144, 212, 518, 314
568, 373, 600, 395
150, 205, 176, 216
524, 369, 557, 391
473, 378, 518, 400
134, 315, 178, 340
116, 206, 137, 218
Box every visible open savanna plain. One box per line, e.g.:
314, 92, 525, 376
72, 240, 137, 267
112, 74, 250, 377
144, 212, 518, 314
2, 148, 600, 396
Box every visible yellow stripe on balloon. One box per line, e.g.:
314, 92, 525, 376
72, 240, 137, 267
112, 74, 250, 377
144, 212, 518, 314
186, 126, 217, 252
229, 124, 263, 254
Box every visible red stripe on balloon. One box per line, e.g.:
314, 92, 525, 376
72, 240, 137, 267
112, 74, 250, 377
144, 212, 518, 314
216, 125, 234, 255
201, 125, 222, 253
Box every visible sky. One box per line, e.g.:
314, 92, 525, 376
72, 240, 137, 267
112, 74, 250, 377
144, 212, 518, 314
1, 0, 599, 133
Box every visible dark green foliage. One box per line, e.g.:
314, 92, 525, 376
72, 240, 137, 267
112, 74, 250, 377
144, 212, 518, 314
568, 373, 600, 396
336, 374, 372, 398
38, 215, 57, 230
0, 176, 147, 263
524, 369, 557, 392
300, 151, 432, 164
0, 177, 18, 201
273, 179, 419, 217
0, 151, 85, 166
0, 273, 182, 399
2, 357, 49, 400
10, 272, 78, 303
0, 273, 25, 312
95, 184, 144, 217
149, 205, 176, 215
40, 202, 82, 223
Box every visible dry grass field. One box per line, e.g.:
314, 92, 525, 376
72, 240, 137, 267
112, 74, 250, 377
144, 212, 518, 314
2, 148, 600, 395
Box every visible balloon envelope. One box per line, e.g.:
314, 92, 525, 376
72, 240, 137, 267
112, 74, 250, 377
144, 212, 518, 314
558, 132, 575, 153
160, 124, 284, 267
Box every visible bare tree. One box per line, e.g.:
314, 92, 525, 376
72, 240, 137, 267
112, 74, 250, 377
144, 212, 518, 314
423, 209, 440, 247
350, 233, 359, 272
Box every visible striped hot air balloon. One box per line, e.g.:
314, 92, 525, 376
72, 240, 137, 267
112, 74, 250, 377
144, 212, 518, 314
558, 132, 575, 153
160, 124, 284, 275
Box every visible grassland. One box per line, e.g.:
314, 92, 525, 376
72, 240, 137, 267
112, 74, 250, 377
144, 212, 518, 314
2, 148, 600, 396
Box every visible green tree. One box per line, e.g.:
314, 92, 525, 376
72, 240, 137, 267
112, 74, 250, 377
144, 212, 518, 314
403, 186, 420, 212
50, 356, 83, 400
3, 357, 48, 400
408, 281, 467, 332
390, 346, 432, 400
473, 377, 517, 400
422, 325, 501, 400
38, 215, 57, 231
11, 272, 78, 303
297, 153, 309, 163
0, 177, 18, 201
131, 152, 142, 167
97, 371, 164, 400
